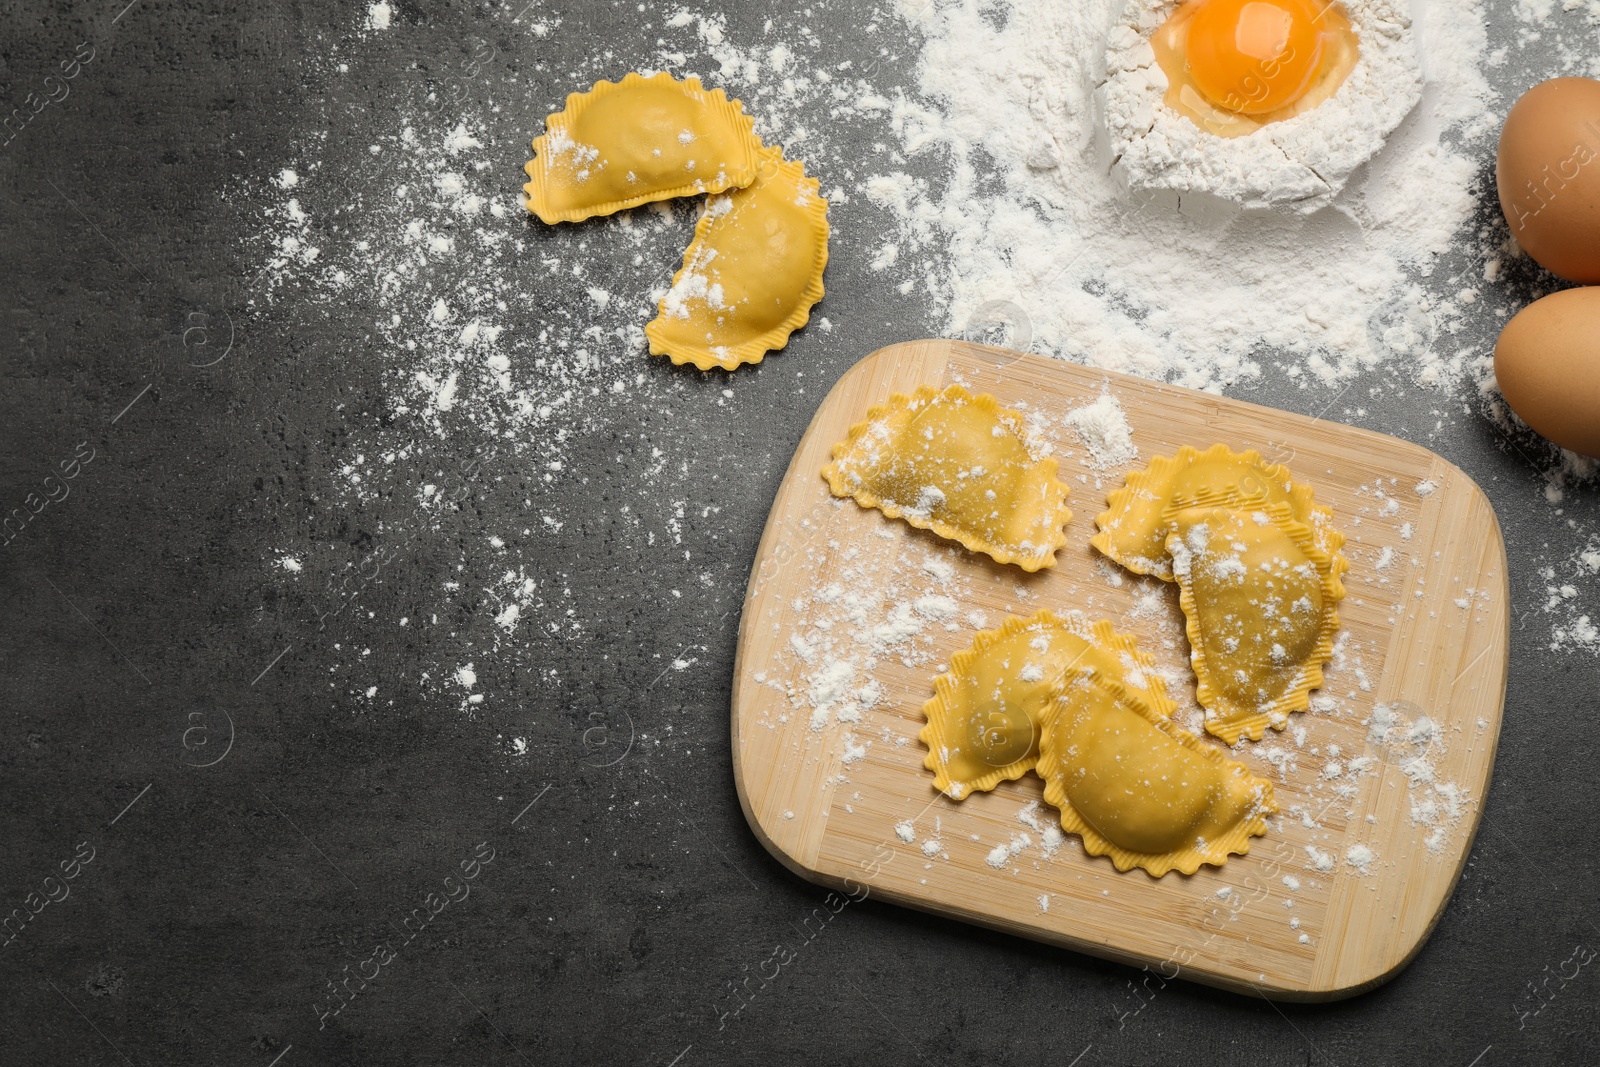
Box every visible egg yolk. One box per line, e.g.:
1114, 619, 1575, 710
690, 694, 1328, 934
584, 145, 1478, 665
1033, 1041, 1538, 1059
1150, 0, 1358, 137
1186, 0, 1325, 114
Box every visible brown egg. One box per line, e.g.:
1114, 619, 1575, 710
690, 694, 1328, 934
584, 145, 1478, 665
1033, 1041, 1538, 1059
1494, 287, 1600, 458
1496, 77, 1600, 284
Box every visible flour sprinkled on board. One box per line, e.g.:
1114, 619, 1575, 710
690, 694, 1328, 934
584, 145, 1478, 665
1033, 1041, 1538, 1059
1345, 844, 1376, 874
750, 529, 987, 740
1062, 391, 1137, 471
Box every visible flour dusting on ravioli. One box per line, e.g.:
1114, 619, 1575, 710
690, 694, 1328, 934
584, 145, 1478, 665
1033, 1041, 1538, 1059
823, 385, 1072, 571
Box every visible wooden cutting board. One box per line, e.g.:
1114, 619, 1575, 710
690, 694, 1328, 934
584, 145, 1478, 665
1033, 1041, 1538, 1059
731, 339, 1507, 1001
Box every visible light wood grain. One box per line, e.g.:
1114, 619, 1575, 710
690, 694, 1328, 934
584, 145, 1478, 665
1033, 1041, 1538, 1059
731, 340, 1507, 1000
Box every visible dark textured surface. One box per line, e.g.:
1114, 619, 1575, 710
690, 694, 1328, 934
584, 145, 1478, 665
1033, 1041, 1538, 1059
1, 1, 1596, 1065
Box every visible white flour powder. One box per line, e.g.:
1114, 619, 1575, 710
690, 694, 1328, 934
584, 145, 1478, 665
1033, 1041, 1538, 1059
1543, 539, 1600, 653
884, 0, 1491, 390
1102, 0, 1423, 211
1062, 391, 1138, 471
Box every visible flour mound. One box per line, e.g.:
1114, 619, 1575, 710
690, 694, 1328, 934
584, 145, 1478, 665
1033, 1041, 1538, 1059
1101, 0, 1423, 212
890, 0, 1489, 391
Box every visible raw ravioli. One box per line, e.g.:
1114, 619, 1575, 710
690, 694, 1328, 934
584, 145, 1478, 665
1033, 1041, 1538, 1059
1167, 501, 1344, 744
523, 72, 762, 224
645, 146, 829, 370
920, 611, 1169, 799
1038, 669, 1278, 877
1091, 443, 1341, 580
822, 385, 1073, 571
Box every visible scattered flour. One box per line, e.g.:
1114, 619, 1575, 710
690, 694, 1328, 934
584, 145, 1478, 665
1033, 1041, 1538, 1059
250, 6, 1584, 918
984, 832, 1034, 869
765, 546, 977, 733
1542, 541, 1600, 654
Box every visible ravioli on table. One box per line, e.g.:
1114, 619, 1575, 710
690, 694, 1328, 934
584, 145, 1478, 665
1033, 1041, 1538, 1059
645, 146, 829, 371
523, 71, 763, 224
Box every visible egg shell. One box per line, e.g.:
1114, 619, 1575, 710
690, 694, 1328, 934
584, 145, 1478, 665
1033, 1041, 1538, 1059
1494, 287, 1600, 459
1495, 77, 1600, 284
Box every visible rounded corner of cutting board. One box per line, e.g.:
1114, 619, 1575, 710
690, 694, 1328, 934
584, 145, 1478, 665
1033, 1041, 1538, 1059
1380, 433, 1513, 639
1434, 450, 1510, 566
1299, 921, 1445, 1002
824, 338, 954, 394
728, 726, 816, 887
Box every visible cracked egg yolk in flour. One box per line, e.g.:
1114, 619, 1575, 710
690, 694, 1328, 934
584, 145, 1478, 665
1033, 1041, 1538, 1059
1152, 0, 1360, 137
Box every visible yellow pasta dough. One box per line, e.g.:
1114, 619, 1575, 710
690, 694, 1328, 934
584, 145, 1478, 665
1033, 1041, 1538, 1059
523, 72, 763, 224
1166, 501, 1344, 745
1038, 669, 1278, 877
822, 385, 1073, 571
1091, 444, 1341, 580
920, 611, 1170, 799
645, 146, 829, 371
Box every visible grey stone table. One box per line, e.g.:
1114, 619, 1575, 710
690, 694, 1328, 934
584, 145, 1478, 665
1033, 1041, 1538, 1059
1, 1, 1594, 1065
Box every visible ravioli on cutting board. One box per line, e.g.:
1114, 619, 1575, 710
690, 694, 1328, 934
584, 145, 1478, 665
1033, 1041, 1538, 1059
1038, 669, 1278, 877
1093, 445, 1348, 743
1091, 443, 1342, 579
1167, 500, 1344, 744
822, 385, 1073, 571
920, 611, 1170, 799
